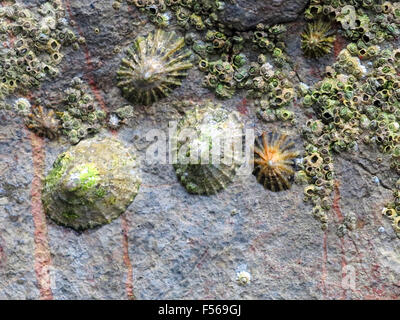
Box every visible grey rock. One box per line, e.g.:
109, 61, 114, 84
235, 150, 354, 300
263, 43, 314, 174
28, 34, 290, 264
1, 0, 400, 300
219, 0, 309, 31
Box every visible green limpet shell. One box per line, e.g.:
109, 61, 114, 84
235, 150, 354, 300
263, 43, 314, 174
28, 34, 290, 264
42, 137, 141, 231
173, 103, 244, 195
117, 29, 193, 105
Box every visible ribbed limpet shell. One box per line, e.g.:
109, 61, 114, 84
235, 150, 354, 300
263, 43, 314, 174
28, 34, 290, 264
117, 29, 193, 105
173, 103, 244, 195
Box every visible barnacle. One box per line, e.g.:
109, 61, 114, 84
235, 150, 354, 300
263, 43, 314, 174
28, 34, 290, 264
108, 114, 121, 130
253, 131, 299, 192
115, 105, 135, 120
117, 29, 193, 105
13, 98, 31, 116
236, 271, 251, 285
301, 20, 336, 58
42, 137, 141, 231
25, 105, 60, 140
393, 216, 400, 234
173, 102, 244, 195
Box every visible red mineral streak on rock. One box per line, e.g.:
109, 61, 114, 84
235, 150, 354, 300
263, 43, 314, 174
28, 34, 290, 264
122, 215, 136, 300
64, 0, 109, 114
30, 132, 53, 300
65, 1, 131, 296
237, 98, 248, 115
334, 34, 347, 59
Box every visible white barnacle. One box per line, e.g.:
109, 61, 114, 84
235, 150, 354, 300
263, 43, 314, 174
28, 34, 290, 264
236, 271, 251, 285
13, 97, 31, 116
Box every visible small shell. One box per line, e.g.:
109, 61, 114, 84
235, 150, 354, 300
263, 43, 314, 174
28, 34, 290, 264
236, 271, 251, 285
25, 105, 60, 140
117, 29, 193, 105
173, 103, 244, 195
253, 131, 299, 192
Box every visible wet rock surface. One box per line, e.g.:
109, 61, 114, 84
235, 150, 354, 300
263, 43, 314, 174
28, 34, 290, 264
0, 0, 400, 300
219, 0, 309, 31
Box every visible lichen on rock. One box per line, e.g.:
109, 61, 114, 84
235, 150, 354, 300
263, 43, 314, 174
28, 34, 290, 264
42, 136, 141, 231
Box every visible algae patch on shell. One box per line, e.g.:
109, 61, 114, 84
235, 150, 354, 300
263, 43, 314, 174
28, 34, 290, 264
173, 102, 244, 195
42, 137, 141, 230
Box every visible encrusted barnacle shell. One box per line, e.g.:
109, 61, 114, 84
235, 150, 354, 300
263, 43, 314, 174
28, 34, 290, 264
253, 131, 299, 192
117, 29, 193, 105
173, 102, 244, 195
301, 20, 336, 58
42, 137, 141, 231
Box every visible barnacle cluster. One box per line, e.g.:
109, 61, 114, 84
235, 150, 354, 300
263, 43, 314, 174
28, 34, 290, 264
58, 78, 107, 144
117, 29, 193, 105
251, 58, 296, 123
173, 101, 244, 195
251, 23, 289, 67
336, 212, 357, 237
305, 0, 400, 56
383, 188, 400, 238
300, 45, 400, 233
121, 0, 225, 30
199, 57, 239, 99
193, 31, 245, 99
194, 25, 292, 100
0, 1, 80, 105
299, 128, 334, 230
301, 20, 336, 58
13, 78, 131, 143
253, 131, 299, 192
42, 137, 141, 230
108, 104, 136, 130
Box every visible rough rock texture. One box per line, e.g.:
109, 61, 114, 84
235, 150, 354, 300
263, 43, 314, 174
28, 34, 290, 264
0, 0, 400, 301
219, 0, 309, 31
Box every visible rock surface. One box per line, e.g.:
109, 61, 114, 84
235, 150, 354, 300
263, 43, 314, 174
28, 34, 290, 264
0, 0, 400, 301
219, 0, 309, 30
